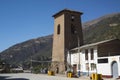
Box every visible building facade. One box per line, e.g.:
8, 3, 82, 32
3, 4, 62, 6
70, 39, 120, 78
52, 9, 83, 73
51, 9, 120, 78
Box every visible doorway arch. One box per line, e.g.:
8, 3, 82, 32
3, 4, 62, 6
111, 61, 118, 78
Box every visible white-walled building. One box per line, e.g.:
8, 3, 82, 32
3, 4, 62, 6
51, 9, 120, 78
69, 39, 120, 78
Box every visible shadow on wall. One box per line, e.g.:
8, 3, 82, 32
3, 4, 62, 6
0, 76, 29, 80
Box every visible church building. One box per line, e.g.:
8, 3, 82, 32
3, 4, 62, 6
52, 9, 83, 73
51, 9, 120, 78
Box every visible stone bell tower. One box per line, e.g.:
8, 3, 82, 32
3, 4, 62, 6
51, 9, 83, 73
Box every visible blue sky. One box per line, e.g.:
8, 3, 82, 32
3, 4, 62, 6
0, 0, 120, 52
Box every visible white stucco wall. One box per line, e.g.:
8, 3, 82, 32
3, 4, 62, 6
118, 56, 120, 76
71, 46, 98, 74
71, 53, 79, 65
97, 63, 111, 75
82, 47, 97, 73
70, 47, 120, 77
118, 59, 120, 77
97, 56, 120, 76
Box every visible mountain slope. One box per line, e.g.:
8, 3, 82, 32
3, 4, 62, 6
83, 13, 120, 44
82, 13, 120, 29
0, 12, 120, 67
0, 35, 53, 66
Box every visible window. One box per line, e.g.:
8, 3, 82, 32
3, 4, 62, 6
91, 63, 96, 70
98, 58, 108, 63
71, 15, 75, 21
85, 49, 88, 60
90, 48, 94, 60
71, 24, 76, 34
57, 24, 60, 35
86, 63, 89, 70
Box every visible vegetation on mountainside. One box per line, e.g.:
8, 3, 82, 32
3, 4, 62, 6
83, 13, 120, 44
0, 13, 120, 69
0, 35, 52, 69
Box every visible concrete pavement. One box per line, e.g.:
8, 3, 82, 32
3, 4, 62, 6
0, 73, 88, 80
0, 73, 119, 80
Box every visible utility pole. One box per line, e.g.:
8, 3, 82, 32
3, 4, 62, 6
77, 33, 80, 77
30, 55, 32, 73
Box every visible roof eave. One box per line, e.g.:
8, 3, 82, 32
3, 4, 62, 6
52, 9, 83, 18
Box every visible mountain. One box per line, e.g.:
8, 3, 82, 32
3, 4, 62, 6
83, 13, 120, 44
0, 12, 120, 67
0, 35, 53, 67
82, 13, 120, 29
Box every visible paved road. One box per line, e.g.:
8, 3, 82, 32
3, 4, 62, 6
0, 73, 118, 80
0, 73, 89, 80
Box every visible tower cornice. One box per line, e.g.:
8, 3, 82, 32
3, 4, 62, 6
53, 9, 83, 18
